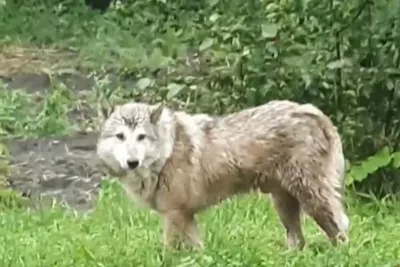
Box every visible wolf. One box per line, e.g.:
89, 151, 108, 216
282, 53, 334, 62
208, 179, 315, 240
96, 99, 350, 250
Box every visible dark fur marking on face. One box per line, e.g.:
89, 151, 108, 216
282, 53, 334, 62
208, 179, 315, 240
122, 116, 138, 129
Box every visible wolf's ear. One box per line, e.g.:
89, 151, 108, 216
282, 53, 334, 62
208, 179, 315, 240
101, 105, 115, 118
150, 104, 164, 125
97, 101, 116, 123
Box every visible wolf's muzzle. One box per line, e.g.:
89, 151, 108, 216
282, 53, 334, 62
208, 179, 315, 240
127, 160, 139, 170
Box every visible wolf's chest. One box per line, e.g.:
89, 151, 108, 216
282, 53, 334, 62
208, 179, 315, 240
119, 169, 159, 208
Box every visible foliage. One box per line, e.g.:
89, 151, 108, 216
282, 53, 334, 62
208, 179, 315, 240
347, 147, 400, 187
0, 82, 75, 138
0, 0, 399, 196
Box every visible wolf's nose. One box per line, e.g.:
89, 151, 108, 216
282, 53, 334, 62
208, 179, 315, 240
127, 160, 139, 170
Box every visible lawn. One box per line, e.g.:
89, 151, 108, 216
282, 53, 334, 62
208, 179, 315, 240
0, 1, 400, 267
1, 180, 400, 267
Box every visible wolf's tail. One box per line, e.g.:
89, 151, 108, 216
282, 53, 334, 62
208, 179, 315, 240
289, 104, 350, 236
292, 104, 345, 192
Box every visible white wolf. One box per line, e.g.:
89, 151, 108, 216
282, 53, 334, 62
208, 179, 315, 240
96, 100, 349, 250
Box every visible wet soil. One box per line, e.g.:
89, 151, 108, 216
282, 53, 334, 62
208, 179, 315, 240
1, 70, 113, 212
6, 131, 106, 211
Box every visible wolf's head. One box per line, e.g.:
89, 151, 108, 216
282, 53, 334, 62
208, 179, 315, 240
96, 102, 174, 176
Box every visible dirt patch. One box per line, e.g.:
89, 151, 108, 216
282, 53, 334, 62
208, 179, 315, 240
5, 132, 107, 211
0, 45, 129, 93
0, 69, 123, 94
0, 45, 78, 77
0, 45, 211, 94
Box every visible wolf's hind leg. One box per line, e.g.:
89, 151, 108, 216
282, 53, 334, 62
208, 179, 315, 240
286, 176, 349, 246
304, 194, 349, 245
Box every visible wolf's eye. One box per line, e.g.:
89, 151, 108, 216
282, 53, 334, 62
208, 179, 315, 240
137, 134, 146, 141
116, 133, 125, 141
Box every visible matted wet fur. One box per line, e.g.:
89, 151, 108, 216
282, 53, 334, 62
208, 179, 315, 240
96, 100, 350, 250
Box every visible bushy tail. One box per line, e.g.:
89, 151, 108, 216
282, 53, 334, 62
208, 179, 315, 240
292, 104, 346, 192
290, 104, 350, 238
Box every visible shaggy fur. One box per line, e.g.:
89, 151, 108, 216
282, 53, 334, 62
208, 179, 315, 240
96, 100, 350, 250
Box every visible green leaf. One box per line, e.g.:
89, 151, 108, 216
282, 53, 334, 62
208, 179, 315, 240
346, 147, 393, 185
327, 60, 344, 69
358, 147, 391, 176
136, 78, 153, 90
207, 0, 219, 7
167, 83, 185, 100
209, 13, 219, 22
343, 90, 356, 98
199, 38, 214, 52
327, 59, 351, 70
80, 244, 97, 261
386, 79, 394, 90
261, 24, 278, 38
392, 152, 400, 168
265, 3, 279, 12
346, 164, 364, 185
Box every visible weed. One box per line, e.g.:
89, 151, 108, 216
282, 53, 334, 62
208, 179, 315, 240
0, 82, 75, 138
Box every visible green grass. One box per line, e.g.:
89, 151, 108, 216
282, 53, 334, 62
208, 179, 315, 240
0, 180, 399, 267
0, 84, 76, 138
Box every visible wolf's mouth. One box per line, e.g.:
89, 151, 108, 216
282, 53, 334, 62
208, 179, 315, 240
95, 155, 127, 177
98, 161, 127, 178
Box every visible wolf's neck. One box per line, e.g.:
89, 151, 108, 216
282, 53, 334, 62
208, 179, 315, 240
155, 110, 211, 176
152, 109, 178, 171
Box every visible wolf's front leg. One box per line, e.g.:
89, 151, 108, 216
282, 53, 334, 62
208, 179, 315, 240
162, 210, 204, 250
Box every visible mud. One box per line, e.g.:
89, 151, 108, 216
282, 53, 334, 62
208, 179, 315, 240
1, 71, 124, 93
6, 132, 106, 211
1, 69, 112, 212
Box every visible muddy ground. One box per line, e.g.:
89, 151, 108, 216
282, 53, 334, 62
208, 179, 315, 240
2, 70, 119, 212
6, 131, 105, 212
